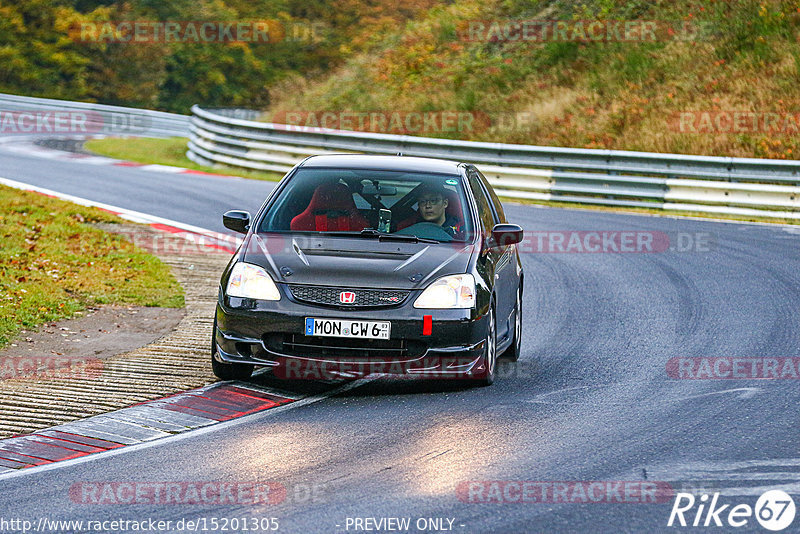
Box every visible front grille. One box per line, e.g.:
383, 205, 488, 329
264, 334, 426, 359
288, 284, 409, 308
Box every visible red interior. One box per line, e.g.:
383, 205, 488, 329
290, 182, 370, 232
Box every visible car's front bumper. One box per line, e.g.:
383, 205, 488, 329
214, 294, 488, 379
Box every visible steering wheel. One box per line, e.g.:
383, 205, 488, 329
395, 222, 453, 242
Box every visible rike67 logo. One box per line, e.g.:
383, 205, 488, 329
668, 490, 796, 531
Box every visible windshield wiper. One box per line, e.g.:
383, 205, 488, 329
359, 229, 443, 244
318, 229, 441, 244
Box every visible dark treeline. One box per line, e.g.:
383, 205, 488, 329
0, 0, 437, 112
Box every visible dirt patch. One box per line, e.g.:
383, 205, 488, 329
0, 306, 184, 373
0, 223, 232, 438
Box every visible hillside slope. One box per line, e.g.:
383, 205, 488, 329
264, 0, 800, 159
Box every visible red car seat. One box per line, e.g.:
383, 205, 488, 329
290, 182, 369, 232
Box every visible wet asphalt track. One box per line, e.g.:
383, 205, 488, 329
0, 144, 799, 533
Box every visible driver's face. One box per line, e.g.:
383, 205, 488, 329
418, 194, 448, 224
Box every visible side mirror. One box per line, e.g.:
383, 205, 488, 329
489, 223, 523, 248
223, 210, 251, 234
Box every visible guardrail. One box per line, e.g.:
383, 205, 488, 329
3, 93, 795, 221
188, 106, 800, 220
0, 93, 190, 138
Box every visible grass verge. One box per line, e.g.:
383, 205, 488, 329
0, 185, 185, 348
84, 137, 284, 182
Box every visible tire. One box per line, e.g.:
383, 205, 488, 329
211, 317, 253, 381
501, 285, 522, 362
468, 305, 496, 387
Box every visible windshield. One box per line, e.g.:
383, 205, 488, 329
257, 167, 475, 242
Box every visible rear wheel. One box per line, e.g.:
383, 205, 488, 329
211, 317, 253, 381
468, 306, 496, 387
502, 285, 522, 362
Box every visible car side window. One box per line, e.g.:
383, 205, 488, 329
468, 171, 495, 232
477, 170, 507, 223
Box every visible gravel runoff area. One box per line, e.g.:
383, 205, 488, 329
0, 223, 232, 438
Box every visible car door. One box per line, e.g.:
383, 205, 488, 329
474, 169, 517, 344
467, 169, 513, 342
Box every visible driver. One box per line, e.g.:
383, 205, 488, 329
414, 184, 460, 237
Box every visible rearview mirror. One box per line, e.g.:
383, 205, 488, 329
489, 223, 523, 248
223, 210, 251, 234
360, 182, 397, 196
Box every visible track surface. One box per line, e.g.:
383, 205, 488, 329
0, 143, 799, 533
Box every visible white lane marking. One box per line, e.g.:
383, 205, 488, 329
643, 458, 800, 497
233, 382, 305, 401
0, 378, 374, 482
710, 483, 800, 496
61, 415, 173, 442
670, 387, 760, 402
525, 383, 762, 405
524, 381, 647, 404
526, 383, 616, 401
138, 164, 188, 173
65, 156, 121, 165
109, 405, 217, 429
0, 175, 238, 245
101, 409, 205, 434
666, 472, 800, 481
659, 458, 800, 472
0, 137, 241, 179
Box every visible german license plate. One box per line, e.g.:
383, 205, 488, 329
304, 318, 390, 340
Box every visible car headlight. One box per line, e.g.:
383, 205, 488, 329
413, 274, 475, 309
226, 262, 281, 301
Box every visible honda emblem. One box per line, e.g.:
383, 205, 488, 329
340, 291, 356, 304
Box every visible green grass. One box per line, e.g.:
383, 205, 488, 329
0, 186, 185, 348
84, 137, 284, 182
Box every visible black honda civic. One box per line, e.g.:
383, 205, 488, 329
213, 154, 524, 386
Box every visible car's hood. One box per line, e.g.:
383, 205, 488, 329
243, 234, 475, 290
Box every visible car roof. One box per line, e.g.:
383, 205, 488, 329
299, 154, 465, 174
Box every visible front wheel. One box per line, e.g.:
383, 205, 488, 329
212, 355, 254, 381
502, 285, 522, 362
211, 317, 253, 381
468, 306, 496, 387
